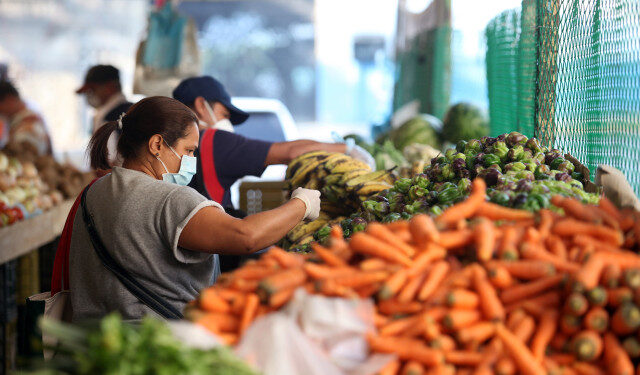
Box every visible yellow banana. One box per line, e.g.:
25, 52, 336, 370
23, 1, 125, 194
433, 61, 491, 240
345, 170, 392, 188
287, 217, 329, 243
286, 151, 332, 179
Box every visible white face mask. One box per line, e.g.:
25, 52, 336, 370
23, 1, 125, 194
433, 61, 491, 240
204, 101, 234, 133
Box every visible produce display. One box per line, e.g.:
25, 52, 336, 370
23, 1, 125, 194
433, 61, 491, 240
441, 102, 489, 144
384, 115, 442, 151
361, 131, 600, 222
189, 179, 640, 374
23, 314, 257, 375
283, 151, 395, 250
0, 148, 93, 227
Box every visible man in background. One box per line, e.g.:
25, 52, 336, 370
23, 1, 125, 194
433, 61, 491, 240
0, 80, 52, 155
76, 64, 132, 133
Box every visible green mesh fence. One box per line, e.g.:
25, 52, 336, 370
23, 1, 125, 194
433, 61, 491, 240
485, 0, 640, 195
394, 26, 452, 120
485, 4, 537, 138
537, 0, 640, 195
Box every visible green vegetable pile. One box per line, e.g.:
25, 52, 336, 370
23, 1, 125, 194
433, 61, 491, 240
361, 132, 599, 222
20, 314, 257, 375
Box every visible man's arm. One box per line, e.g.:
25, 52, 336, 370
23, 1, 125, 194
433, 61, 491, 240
265, 140, 347, 166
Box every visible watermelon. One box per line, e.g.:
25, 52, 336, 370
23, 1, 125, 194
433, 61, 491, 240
387, 115, 441, 151
442, 103, 489, 144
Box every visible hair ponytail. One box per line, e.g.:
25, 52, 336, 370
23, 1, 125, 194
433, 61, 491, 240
88, 121, 118, 170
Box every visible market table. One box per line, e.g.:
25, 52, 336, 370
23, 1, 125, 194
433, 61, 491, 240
0, 200, 74, 264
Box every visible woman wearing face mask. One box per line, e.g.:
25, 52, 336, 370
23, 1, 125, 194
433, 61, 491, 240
68, 96, 320, 321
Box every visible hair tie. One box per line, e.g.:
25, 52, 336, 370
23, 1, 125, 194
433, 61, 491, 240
117, 112, 125, 130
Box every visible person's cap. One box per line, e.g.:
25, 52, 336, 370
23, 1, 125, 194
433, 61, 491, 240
172, 76, 249, 125
76, 65, 120, 94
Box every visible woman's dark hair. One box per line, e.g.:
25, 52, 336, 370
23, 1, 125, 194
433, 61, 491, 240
88, 96, 198, 170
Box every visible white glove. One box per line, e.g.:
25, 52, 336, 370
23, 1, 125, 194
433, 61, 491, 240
346, 142, 376, 170
291, 187, 321, 221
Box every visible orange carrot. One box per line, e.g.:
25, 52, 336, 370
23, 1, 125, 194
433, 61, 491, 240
398, 271, 428, 303
217, 333, 238, 346
495, 324, 546, 375
196, 312, 240, 333
330, 224, 343, 239
381, 315, 420, 336
410, 214, 440, 245
356, 281, 383, 298
442, 309, 481, 330
500, 274, 565, 305
488, 266, 515, 289
444, 350, 484, 366
437, 229, 474, 249
602, 263, 622, 288
520, 243, 581, 273
572, 362, 606, 375
314, 279, 356, 298
417, 261, 450, 301
429, 334, 456, 352
564, 292, 589, 316
553, 219, 624, 246
598, 197, 623, 223
239, 293, 259, 334
350, 232, 413, 266
611, 303, 640, 335
374, 313, 389, 328
538, 209, 554, 239
560, 314, 582, 336
407, 244, 446, 277
476, 201, 535, 221
232, 265, 280, 280
546, 235, 568, 260
585, 286, 608, 307
379, 268, 410, 300
377, 299, 423, 315
456, 321, 496, 344
495, 357, 516, 375
333, 270, 389, 288
531, 310, 558, 361
401, 360, 425, 375
473, 266, 506, 321
360, 258, 388, 271
608, 287, 633, 307
199, 288, 232, 313
583, 307, 609, 333
436, 178, 486, 225
303, 263, 353, 279
368, 335, 445, 366
490, 260, 556, 280
572, 330, 603, 362
550, 333, 570, 352
513, 314, 536, 343
367, 222, 417, 257
311, 243, 348, 267
378, 359, 401, 375
498, 226, 522, 260
268, 287, 295, 308
552, 196, 601, 223
445, 288, 479, 309
474, 218, 496, 261
604, 333, 634, 375
265, 247, 304, 268
258, 267, 307, 296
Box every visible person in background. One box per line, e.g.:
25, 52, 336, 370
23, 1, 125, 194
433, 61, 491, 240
0, 80, 52, 155
76, 64, 133, 133
172, 76, 375, 211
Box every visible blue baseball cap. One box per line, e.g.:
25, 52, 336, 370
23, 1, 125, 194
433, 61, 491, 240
172, 76, 249, 125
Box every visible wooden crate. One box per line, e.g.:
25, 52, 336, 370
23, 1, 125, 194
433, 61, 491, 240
239, 181, 288, 215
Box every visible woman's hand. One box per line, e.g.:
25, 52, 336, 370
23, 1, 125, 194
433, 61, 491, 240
290, 187, 321, 220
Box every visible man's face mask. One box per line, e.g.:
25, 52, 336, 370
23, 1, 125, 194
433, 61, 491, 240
155, 140, 197, 186
86, 92, 102, 108
204, 101, 234, 133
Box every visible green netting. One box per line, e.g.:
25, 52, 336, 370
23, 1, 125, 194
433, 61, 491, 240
485, 4, 537, 138
537, 0, 640, 195
394, 25, 452, 120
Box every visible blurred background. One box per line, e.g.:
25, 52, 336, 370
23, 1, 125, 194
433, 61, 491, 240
0, 0, 520, 167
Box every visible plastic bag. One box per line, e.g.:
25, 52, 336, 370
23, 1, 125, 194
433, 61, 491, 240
235, 289, 394, 375
596, 164, 640, 210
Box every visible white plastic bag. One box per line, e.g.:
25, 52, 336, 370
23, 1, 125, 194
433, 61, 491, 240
235, 289, 394, 375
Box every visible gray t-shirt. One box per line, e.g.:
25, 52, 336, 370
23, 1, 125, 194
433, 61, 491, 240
69, 167, 223, 321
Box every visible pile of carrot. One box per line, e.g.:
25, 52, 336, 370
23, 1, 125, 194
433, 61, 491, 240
189, 177, 640, 375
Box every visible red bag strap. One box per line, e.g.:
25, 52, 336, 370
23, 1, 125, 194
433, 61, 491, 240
200, 128, 225, 204
51, 178, 98, 296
